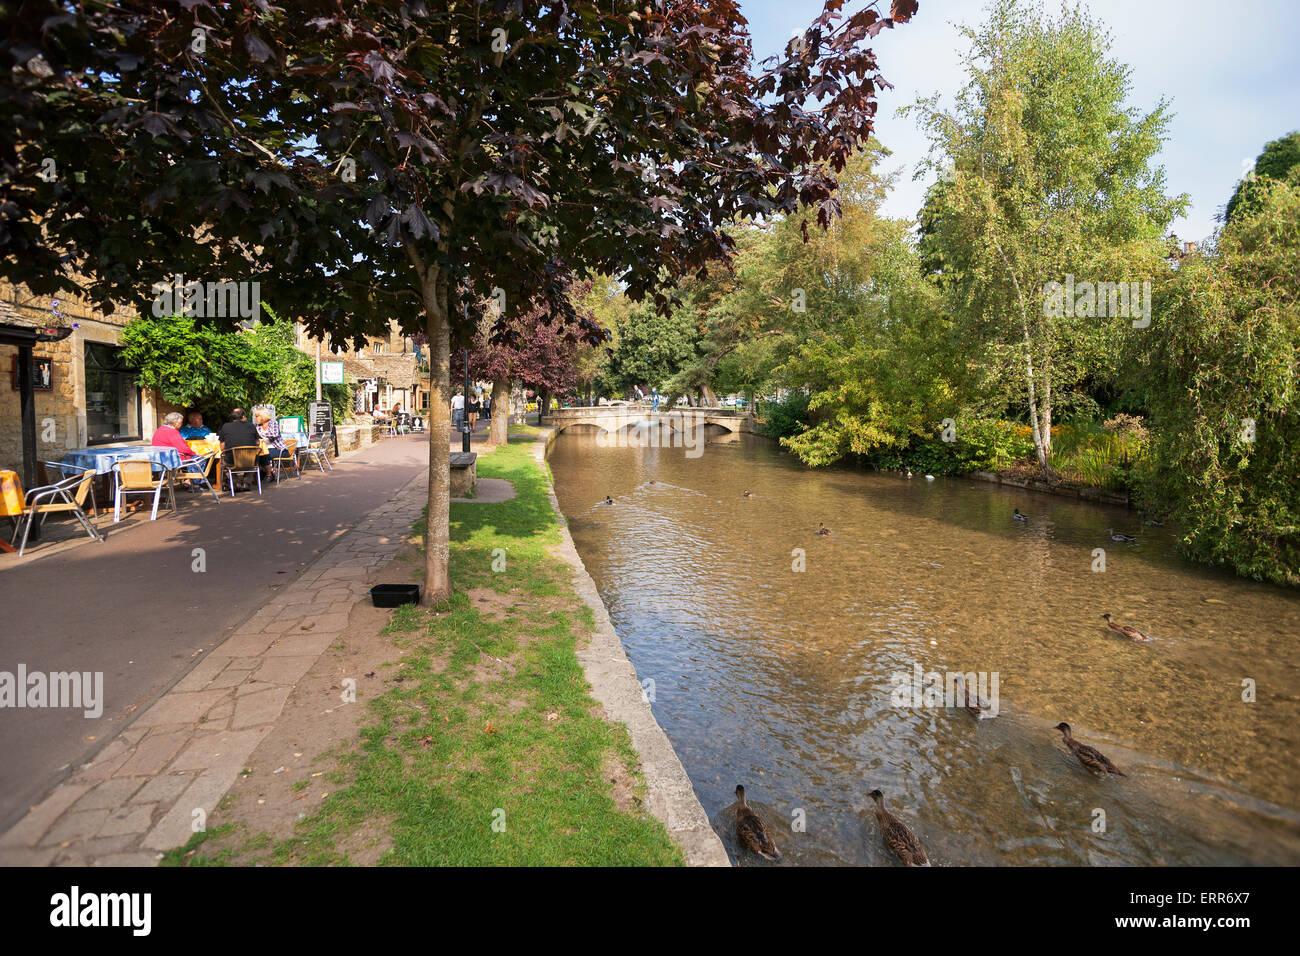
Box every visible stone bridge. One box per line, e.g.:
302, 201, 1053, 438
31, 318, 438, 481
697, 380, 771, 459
544, 405, 752, 440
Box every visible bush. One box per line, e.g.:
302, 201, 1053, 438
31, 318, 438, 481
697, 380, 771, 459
756, 391, 811, 440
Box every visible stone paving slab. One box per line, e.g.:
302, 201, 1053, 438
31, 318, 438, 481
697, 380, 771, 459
0, 469, 429, 867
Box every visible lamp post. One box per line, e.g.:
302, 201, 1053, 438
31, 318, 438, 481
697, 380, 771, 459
462, 305, 472, 454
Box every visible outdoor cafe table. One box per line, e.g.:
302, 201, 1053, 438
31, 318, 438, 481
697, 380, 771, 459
1, 469, 21, 552
60, 445, 183, 476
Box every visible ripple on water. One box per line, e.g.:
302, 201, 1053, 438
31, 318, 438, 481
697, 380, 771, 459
549, 431, 1300, 865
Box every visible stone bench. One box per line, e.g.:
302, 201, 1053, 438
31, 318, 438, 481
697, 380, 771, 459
450, 452, 477, 497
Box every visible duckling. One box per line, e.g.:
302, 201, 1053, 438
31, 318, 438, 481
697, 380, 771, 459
1107, 528, 1137, 543
1013, 509, 1028, 522
816, 522, 832, 536
905, 470, 914, 479
954, 675, 996, 719
604, 495, 614, 505
1101, 613, 1152, 642
734, 785, 781, 861
868, 789, 929, 866
1055, 722, 1125, 776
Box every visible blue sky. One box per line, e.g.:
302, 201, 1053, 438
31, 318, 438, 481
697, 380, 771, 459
737, 0, 1300, 242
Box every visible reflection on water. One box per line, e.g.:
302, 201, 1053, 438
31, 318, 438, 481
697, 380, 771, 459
548, 427, 1300, 865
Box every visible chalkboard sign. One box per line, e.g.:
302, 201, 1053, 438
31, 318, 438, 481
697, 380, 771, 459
308, 401, 334, 437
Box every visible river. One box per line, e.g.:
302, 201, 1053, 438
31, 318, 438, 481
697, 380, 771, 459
547, 423, 1300, 866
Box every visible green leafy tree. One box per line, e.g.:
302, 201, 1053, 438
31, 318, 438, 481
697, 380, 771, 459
1224, 130, 1300, 223
119, 314, 276, 425
1135, 171, 1300, 586
908, 0, 1187, 478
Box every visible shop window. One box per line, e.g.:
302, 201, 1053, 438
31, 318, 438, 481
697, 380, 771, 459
84, 342, 141, 444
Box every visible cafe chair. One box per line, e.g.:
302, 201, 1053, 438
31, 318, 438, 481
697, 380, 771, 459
271, 440, 301, 482
226, 445, 263, 495
112, 458, 177, 522
298, 434, 332, 474
41, 460, 99, 516
9, 469, 104, 557
171, 452, 220, 503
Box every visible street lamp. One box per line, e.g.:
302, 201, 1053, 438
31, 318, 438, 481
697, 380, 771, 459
462, 305, 472, 453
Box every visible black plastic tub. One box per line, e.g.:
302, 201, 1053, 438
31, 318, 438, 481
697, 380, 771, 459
368, 584, 421, 608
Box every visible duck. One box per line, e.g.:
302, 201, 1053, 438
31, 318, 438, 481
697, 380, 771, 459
868, 789, 929, 866
604, 495, 614, 505
1107, 528, 1137, 543
924, 474, 935, 480
816, 523, 832, 536
1055, 722, 1125, 776
1013, 509, 1028, 522
1143, 517, 1163, 527
954, 675, 996, 719
1101, 613, 1152, 642
734, 785, 781, 861
905, 470, 914, 479
742, 490, 752, 498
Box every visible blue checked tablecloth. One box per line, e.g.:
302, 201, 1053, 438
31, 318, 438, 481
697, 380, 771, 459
60, 445, 183, 476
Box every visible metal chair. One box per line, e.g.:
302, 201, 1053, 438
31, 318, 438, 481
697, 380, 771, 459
298, 434, 332, 473
226, 445, 263, 495
171, 452, 220, 503
112, 458, 177, 522
9, 470, 104, 556
42, 460, 99, 516
270, 440, 301, 482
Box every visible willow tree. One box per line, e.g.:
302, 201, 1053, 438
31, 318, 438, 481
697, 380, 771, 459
908, 0, 1185, 477
4, 0, 919, 603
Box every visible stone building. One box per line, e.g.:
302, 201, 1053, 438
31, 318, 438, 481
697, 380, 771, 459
293, 319, 427, 417
0, 282, 175, 469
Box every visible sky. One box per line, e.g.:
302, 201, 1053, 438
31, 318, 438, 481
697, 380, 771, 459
737, 0, 1300, 243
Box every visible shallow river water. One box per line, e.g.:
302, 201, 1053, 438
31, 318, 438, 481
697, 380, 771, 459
548, 425, 1300, 866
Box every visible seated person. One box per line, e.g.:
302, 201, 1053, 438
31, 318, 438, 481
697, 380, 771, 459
253, 408, 291, 475
151, 411, 197, 459
218, 408, 269, 489
179, 410, 212, 440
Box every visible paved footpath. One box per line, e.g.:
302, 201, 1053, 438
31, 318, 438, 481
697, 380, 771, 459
0, 451, 432, 865
0, 432, 434, 852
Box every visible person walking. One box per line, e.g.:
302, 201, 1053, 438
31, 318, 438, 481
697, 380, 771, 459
451, 389, 465, 430
467, 391, 480, 432
651, 387, 660, 412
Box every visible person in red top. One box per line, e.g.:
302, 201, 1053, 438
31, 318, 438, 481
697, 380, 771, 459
151, 412, 197, 459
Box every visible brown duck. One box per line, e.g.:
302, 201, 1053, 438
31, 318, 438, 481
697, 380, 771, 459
735, 785, 781, 861
1101, 613, 1152, 642
868, 789, 929, 866
954, 675, 995, 719
1055, 722, 1125, 776
817, 522, 832, 536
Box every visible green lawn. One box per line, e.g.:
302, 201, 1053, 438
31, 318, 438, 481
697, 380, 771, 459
166, 430, 683, 866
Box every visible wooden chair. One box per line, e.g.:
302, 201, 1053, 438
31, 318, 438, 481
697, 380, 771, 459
171, 452, 220, 503
113, 458, 177, 522
10, 470, 104, 556
226, 445, 263, 495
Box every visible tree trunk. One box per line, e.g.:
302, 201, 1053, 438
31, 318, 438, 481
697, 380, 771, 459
490, 377, 510, 446
701, 383, 718, 406
538, 388, 550, 424
421, 268, 452, 606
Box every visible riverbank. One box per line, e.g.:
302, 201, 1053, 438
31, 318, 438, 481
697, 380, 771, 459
163, 430, 685, 865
